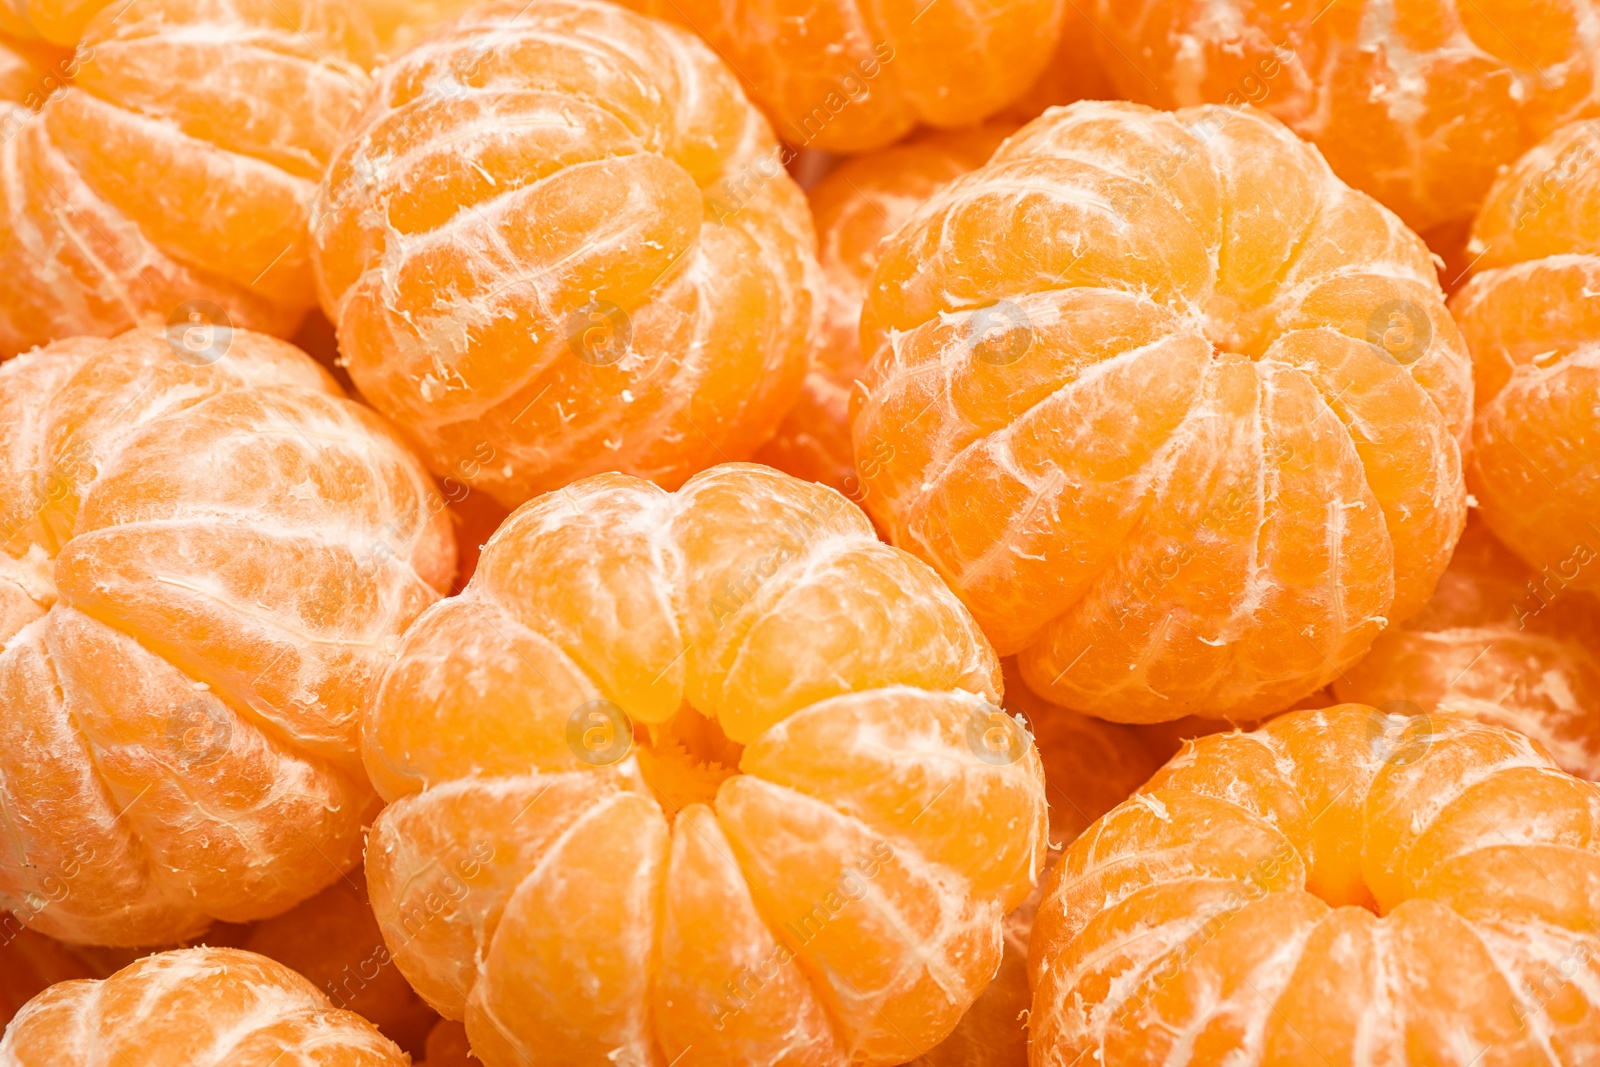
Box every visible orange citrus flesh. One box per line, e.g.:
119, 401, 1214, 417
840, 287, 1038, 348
1003, 1, 1116, 124
1455, 118, 1600, 602
312, 0, 821, 512
418, 1019, 473, 1067
215, 869, 441, 1057
0, 325, 455, 948
1, 922, 100, 1028
363, 463, 1048, 1066
0, 0, 114, 46
1031, 703, 1600, 1065
0, 0, 375, 358
0, 946, 408, 1064
617, 0, 1066, 154
0, 32, 68, 107
755, 123, 1013, 499
855, 100, 1471, 725
1334, 517, 1600, 781
1086, 0, 1600, 244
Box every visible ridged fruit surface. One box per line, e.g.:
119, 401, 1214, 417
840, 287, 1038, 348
0, 326, 453, 947
855, 100, 1470, 724
1087, 0, 1600, 246
0, 947, 408, 1065
1455, 117, 1600, 604
618, 0, 1064, 153
0, 0, 374, 356
312, 0, 820, 511
363, 463, 1048, 1067
1031, 704, 1600, 1065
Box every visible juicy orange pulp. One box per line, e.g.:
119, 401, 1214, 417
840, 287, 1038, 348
0, 947, 408, 1064
0, 0, 113, 46
1087, 0, 1600, 247
312, 0, 820, 512
1031, 704, 1600, 1065
619, 0, 1066, 153
855, 100, 1471, 725
756, 123, 1014, 500
0, 0, 376, 358
0, 326, 454, 948
363, 463, 1048, 1066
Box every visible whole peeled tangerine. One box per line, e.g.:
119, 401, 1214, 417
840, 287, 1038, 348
1455, 117, 1600, 600
0, 326, 454, 947
363, 463, 1048, 1066
855, 101, 1472, 724
619, 0, 1064, 153
1030, 704, 1600, 1065
312, 0, 821, 511
0, 947, 408, 1065
0, 0, 376, 356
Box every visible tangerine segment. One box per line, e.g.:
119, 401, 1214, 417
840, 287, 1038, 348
363, 464, 1047, 1066
0, 947, 408, 1065
0, 326, 454, 948
1030, 705, 1600, 1066
0, 0, 114, 46
1455, 119, 1600, 594
1334, 518, 1600, 781
0, 32, 67, 106
855, 101, 1470, 725
0, 924, 99, 1028
312, 0, 820, 511
0, 0, 375, 358
1086, 0, 1600, 241
755, 123, 1013, 499
619, 0, 1064, 153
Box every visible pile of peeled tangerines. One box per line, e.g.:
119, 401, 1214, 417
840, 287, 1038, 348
2, 0, 1600, 1063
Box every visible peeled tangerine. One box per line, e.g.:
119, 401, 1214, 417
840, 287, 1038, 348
0, 947, 407, 1065
0, 325, 454, 947
1088, 0, 1600, 255
619, 0, 1062, 153
1456, 117, 1600, 601
0, 32, 67, 107
363, 463, 1048, 1066
0, 0, 111, 46
1031, 704, 1600, 1065
756, 123, 1013, 498
1336, 518, 1600, 781
312, 0, 820, 511
856, 101, 1472, 724
0, 0, 375, 357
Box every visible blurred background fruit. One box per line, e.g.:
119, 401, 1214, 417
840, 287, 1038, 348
619, 0, 1066, 153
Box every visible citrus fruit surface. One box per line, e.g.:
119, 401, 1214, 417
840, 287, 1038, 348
312, 0, 821, 511
0, 946, 408, 1065
363, 462, 1048, 1066
0, 325, 454, 947
0, 0, 374, 358
855, 100, 1471, 724
1031, 703, 1600, 1065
